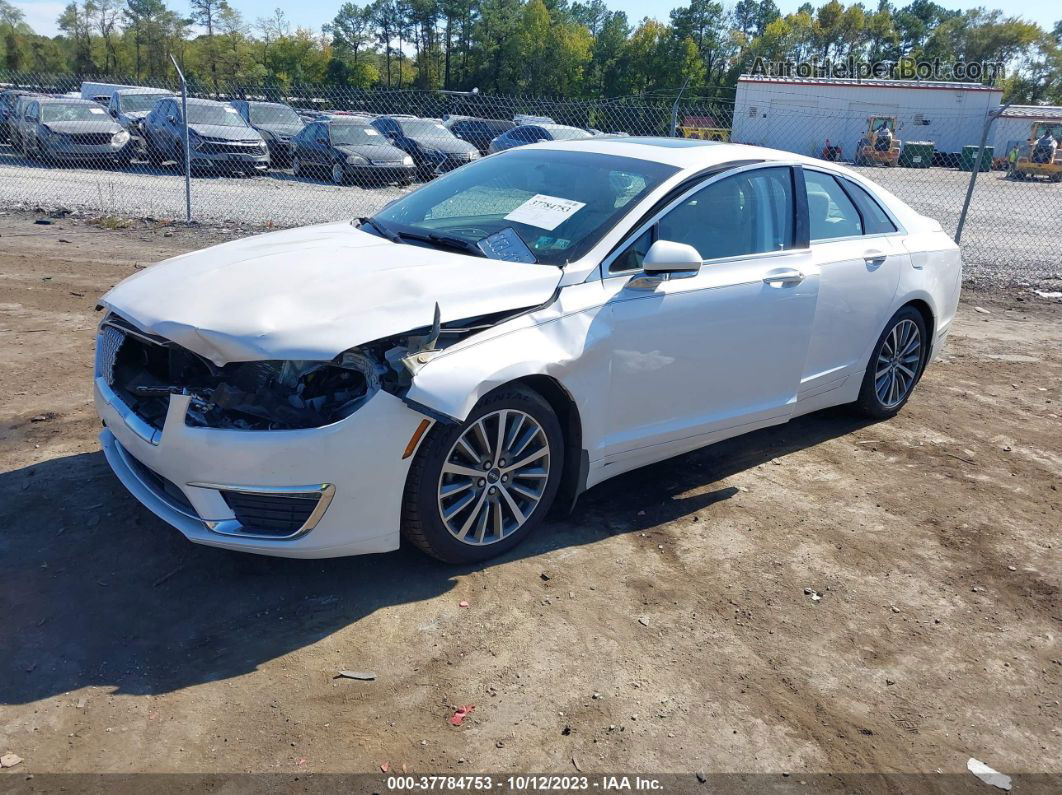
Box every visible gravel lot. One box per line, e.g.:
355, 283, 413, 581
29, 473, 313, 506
0, 141, 1058, 288
0, 215, 1060, 785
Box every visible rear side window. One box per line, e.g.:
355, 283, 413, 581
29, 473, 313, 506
804, 171, 862, 240
841, 179, 898, 235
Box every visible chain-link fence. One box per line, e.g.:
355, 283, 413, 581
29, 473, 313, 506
1, 72, 1058, 286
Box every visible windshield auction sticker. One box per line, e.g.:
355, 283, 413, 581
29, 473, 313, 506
504, 194, 586, 231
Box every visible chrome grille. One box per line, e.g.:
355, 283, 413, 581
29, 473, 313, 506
97, 325, 126, 384
70, 132, 113, 146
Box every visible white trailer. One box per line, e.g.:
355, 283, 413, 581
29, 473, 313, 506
731, 75, 1003, 160
79, 82, 143, 104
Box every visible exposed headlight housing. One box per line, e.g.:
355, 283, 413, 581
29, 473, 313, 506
469, 151, 481, 160
346, 154, 367, 165
112, 129, 130, 145
402, 155, 414, 166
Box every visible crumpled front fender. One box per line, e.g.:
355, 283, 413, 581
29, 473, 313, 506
403, 281, 612, 438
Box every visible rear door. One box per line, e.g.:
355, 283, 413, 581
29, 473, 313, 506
797, 166, 906, 399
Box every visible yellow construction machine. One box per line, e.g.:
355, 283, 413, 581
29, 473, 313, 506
854, 116, 900, 167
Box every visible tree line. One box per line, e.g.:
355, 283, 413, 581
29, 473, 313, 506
0, 0, 1059, 103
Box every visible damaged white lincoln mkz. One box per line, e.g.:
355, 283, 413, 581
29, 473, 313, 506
95, 138, 961, 562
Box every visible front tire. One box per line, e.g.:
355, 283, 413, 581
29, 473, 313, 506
331, 162, 348, 185
402, 385, 564, 564
854, 306, 928, 419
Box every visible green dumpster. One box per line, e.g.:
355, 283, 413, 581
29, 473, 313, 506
900, 141, 934, 168
959, 144, 993, 172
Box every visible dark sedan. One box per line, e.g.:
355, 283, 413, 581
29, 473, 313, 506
17, 97, 133, 167
142, 96, 269, 174
290, 118, 415, 186
444, 116, 516, 155
487, 123, 592, 154
371, 116, 480, 179
230, 100, 305, 166
1, 89, 40, 143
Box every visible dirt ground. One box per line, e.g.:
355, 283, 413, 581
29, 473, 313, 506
1, 212, 1059, 784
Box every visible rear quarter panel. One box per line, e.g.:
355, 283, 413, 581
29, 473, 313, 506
901, 228, 963, 360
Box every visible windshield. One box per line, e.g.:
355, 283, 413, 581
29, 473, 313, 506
41, 103, 110, 122
330, 124, 386, 145
121, 93, 168, 112
372, 149, 677, 266
187, 103, 248, 127
546, 126, 592, 141
249, 103, 302, 126
398, 119, 454, 139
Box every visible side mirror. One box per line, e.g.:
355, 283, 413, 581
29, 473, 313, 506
626, 240, 703, 290
167, 115, 177, 124
642, 239, 703, 275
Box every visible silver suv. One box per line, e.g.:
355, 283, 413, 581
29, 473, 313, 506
142, 96, 269, 174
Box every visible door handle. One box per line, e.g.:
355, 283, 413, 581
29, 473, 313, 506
864, 251, 887, 266
763, 268, 805, 286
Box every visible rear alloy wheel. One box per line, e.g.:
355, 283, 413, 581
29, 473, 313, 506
855, 306, 927, 419
402, 386, 564, 563
331, 162, 347, 185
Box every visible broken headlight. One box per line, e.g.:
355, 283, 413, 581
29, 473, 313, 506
181, 352, 382, 430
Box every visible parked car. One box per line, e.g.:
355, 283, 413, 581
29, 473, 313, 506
444, 116, 516, 155
290, 117, 414, 186
487, 123, 592, 153
371, 115, 480, 178
141, 96, 269, 174
6, 92, 43, 149
229, 100, 305, 166
93, 138, 961, 563
0, 89, 39, 143
17, 97, 133, 167
106, 87, 173, 154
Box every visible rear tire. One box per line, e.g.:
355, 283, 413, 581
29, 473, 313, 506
402, 385, 564, 564
853, 306, 928, 419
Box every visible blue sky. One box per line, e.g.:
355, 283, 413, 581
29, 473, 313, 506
14, 0, 1059, 40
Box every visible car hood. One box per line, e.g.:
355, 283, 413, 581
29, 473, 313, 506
409, 135, 478, 154
188, 123, 261, 140
335, 142, 408, 160
257, 123, 303, 138
100, 221, 561, 365
45, 120, 121, 134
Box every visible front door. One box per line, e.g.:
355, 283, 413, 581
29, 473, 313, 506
601, 166, 819, 471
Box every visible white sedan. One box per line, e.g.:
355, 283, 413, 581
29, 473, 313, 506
94, 138, 961, 562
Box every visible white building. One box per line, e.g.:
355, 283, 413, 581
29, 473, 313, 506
731, 75, 1003, 159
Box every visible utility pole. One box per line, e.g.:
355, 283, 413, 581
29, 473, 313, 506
955, 101, 1010, 244
670, 76, 690, 138
170, 55, 192, 224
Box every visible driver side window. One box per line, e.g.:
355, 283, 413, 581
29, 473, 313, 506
609, 167, 795, 274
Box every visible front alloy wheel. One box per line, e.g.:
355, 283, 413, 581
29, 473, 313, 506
402, 386, 564, 563
437, 409, 551, 545
855, 306, 927, 418
332, 162, 347, 185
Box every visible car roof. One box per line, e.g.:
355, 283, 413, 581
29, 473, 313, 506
37, 97, 97, 105
531, 136, 817, 168
185, 97, 228, 106
529, 136, 923, 226
115, 87, 171, 94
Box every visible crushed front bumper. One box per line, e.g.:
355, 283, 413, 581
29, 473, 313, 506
95, 373, 428, 558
